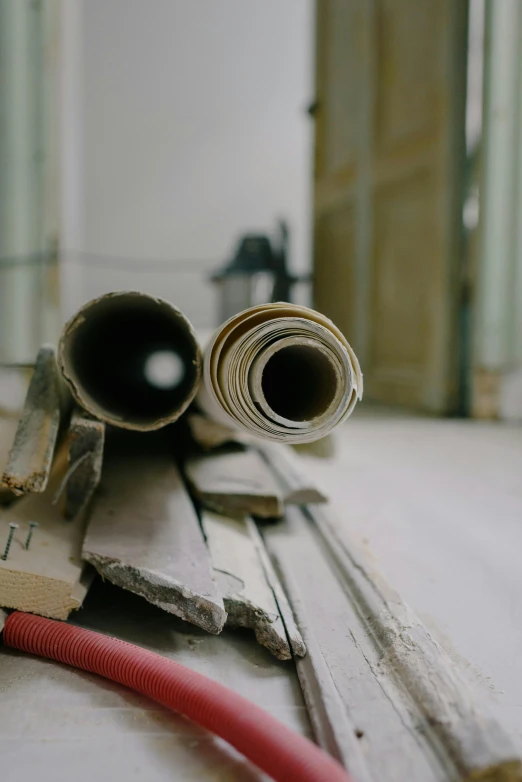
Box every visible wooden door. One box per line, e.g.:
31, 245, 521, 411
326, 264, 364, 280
313, 0, 468, 412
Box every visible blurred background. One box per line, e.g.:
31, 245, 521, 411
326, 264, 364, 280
0, 0, 521, 422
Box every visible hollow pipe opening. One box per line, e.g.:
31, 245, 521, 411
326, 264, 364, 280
59, 293, 201, 430
260, 344, 338, 423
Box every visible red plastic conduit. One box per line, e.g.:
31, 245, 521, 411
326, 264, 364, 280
3, 612, 353, 782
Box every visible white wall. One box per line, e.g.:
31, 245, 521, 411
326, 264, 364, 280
63, 0, 313, 328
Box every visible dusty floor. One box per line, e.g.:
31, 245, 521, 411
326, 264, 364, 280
1, 407, 521, 780
303, 406, 522, 747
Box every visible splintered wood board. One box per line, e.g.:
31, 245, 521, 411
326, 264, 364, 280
0, 447, 92, 620
0, 417, 19, 504
1, 346, 67, 495
83, 433, 226, 635
247, 517, 305, 658
185, 446, 283, 519
65, 409, 105, 520
201, 510, 303, 660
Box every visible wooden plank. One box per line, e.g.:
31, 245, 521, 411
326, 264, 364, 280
185, 446, 283, 519
0, 416, 19, 505
0, 445, 92, 620
274, 561, 374, 782
256, 441, 327, 504
0, 367, 32, 503
83, 432, 226, 635
187, 413, 328, 504
247, 517, 305, 658
201, 509, 292, 660
307, 504, 522, 782
64, 409, 105, 520
1, 346, 68, 495
186, 412, 246, 450
265, 505, 522, 781
264, 507, 443, 781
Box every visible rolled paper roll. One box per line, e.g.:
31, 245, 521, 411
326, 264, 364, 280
198, 303, 362, 443
58, 292, 201, 431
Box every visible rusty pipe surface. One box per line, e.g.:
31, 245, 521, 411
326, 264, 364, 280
58, 292, 201, 431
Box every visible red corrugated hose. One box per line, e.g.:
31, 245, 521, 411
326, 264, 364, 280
3, 612, 353, 782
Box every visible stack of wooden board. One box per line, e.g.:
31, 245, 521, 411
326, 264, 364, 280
1, 357, 521, 780
0, 350, 104, 619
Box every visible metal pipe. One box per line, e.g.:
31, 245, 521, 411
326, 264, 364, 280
58, 292, 201, 431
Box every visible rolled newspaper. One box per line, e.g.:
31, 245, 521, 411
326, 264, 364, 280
198, 303, 362, 443
58, 292, 201, 431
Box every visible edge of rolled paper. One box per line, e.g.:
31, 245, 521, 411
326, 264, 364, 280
197, 303, 363, 442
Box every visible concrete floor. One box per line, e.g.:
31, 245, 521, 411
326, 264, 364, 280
302, 407, 522, 748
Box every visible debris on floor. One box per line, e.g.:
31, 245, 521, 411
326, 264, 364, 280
1, 294, 520, 781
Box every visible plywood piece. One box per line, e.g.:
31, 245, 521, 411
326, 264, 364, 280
201, 510, 291, 660
83, 433, 226, 635
185, 446, 283, 519
1, 346, 67, 495
0, 446, 92, 620
64, 409, 105, 520
256, 442, 327, 505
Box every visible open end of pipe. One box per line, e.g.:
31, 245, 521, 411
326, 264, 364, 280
260, 344, 338, 423
62, 295, 199, 429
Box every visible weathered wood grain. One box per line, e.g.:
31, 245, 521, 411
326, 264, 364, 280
201, 509, 291, 659
247, 518, 306, 658
308, 504, 522, 782
0, 445, 92, 620
186, 412, 246, 450
265, 504, 522, 781
264, 507, 444, 781
0, 367, 31, 503
256, 441, 327, 504
83, 432, 226, 634
1, 346, 68, 495
273, 559, 374, 782
185, 446, 283, 519
0, 417, 19, 505
64, 409, 105, 520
